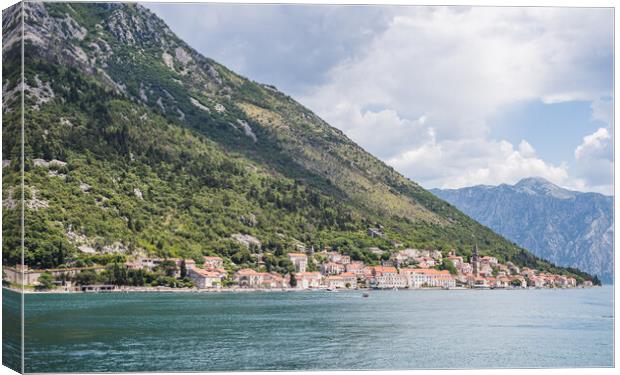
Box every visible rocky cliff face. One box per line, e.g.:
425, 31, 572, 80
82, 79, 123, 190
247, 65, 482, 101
432, 178, 613, 282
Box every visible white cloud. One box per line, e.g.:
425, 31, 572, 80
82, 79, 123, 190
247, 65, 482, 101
386, 134, 569, 189
573, 127, 613, 194
518, 140, 536, 158
299, 6, 613, 193
575, 128, 611, 161
591, 97, 614, 126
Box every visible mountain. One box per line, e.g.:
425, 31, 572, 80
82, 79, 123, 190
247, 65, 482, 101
1, 2, 593, 282
431, 178, 613, 283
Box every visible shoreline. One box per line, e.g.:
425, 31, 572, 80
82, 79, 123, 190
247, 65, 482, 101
2, 285, 599, 295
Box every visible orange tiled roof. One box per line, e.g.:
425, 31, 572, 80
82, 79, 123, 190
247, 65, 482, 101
191, 268, 224, 277
287, 252, 307, 257
373, 266, 397, 273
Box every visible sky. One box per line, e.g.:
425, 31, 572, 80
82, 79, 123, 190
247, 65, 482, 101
145, 3, 614, 195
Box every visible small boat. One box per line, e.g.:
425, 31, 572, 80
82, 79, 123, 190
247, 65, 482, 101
362, 292, 370, 298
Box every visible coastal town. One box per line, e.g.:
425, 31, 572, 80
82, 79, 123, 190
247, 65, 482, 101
3, 243, 592, 293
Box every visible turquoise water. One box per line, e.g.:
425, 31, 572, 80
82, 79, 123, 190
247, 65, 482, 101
5, 287, 615, 372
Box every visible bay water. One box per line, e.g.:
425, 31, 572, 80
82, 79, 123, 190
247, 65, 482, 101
3, 286, 614, 372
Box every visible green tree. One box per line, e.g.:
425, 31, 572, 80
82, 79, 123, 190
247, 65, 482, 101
437, 259, 458, 276
129, 269, 145, 286
491, 266, 499, 277
289, 272, 297, 288
158, 260, 178, 278
36, 272, 56, 290
180, 259, 188, 278
73, 270, 99, 285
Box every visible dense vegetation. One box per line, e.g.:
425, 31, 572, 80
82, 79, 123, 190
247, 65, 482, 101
1, 2, 594, 283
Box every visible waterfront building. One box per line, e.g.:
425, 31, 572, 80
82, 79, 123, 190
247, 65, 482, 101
402, 269, 456, 289
321, 262, 345, 275
305, 272, 323, 288
340, 272, 358, 288
176, 259, 196, 277
490, 277, 512, 288
508, 275, 527, 288
3, 265, 105, 286
261, 273, 286, 289
472, 276, 488, 288
367, 265, 396, 276
361, 266, 375, 281
527, 275, 544, 288
325, 275, 346, 289
373, 273, 407, 289
234, 269, 287, 288
188, 267, 225, 289
345, 261, 365, 276
287, 252, 308, 273
285, 272, 321, 289
234, 268, 263, 288
567, 277, 577, 287
293, 272, 322, 289
77, 284, 116, 292
371, 266, 407, 289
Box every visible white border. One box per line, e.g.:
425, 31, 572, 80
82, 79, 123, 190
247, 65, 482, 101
0, 1, 616, 375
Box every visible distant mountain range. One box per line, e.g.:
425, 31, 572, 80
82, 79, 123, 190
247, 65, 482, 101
431, 178, 613, 283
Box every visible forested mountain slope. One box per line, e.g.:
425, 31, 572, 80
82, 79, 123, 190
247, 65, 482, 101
1, 2, 593, 281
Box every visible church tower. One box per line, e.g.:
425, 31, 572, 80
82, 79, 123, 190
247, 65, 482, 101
471, 244, 480, 277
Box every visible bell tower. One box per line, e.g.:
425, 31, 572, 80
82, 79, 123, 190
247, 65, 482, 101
471, 244, 480, 277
